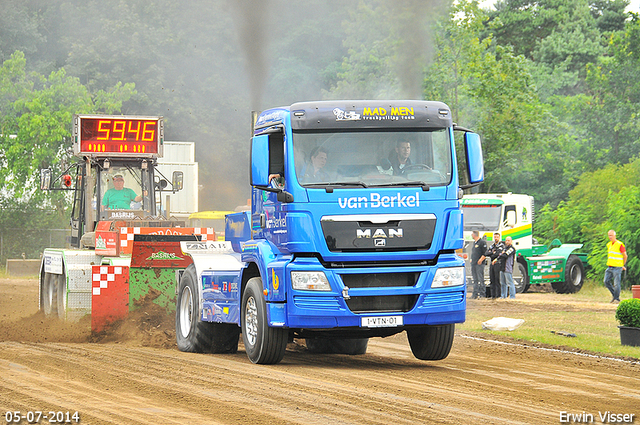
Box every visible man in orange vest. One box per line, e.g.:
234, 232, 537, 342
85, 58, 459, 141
604, 229, 627, 303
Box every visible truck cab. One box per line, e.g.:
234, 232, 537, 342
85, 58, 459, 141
177, 100, 484, 364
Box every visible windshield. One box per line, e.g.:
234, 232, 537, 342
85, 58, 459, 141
292, 130, 452, 187
99, 165, 152, 219
462, 205, 502, 231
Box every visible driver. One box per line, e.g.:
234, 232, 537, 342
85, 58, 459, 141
101, 173, 142, 210
389, 140, 411, 175
301, 147, 329, 182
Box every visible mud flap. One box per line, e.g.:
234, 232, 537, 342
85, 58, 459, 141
91, 265, 130, 333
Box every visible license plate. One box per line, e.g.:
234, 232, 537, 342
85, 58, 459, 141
361, 315, 403, 328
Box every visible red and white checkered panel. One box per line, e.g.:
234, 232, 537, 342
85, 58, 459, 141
119, 227, 215, 255
91, 265, 129, 333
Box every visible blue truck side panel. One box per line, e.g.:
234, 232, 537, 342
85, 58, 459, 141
200, 271, 241, 323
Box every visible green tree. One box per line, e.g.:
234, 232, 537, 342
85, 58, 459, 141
424, 0, 576, 202
0, 51, 135, 220
536, 158, 640, 284
577, 16, 640, 168
488, 0, 627, 99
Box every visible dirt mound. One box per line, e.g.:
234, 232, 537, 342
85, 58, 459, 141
0, 278, 175, 348
90, 288, 176, 349
0, 311, 91, 343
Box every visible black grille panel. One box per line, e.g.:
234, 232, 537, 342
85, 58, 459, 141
341, 272, 418, 288
345, 295, 418, 313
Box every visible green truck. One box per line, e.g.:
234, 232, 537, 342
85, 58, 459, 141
462, 193, 587, 294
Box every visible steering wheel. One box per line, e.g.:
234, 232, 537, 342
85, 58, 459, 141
404, 164, 432, 171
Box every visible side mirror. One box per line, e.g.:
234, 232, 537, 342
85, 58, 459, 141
464, 132, 484, 185
251, 134, 270, 187
172, 171, 184, 191
40, 169, 52, 190
506, 210, 516, 228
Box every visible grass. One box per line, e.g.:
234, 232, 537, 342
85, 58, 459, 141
459, 279, 640, 359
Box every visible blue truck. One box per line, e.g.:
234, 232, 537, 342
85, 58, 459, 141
176, 100, 484, 364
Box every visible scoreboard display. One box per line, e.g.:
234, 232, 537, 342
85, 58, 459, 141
73, 115, 163, 158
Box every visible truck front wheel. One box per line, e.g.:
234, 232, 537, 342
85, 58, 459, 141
176, 265, 239, 353
242, 277, 287, 364
406, 324, 454, 361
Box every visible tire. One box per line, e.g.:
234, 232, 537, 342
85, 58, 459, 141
552, 255, 585, 294
42, 272, 65, 319
176, 265, 240, 353
305, 338, 369, 355
406, 324, 455, 361
513, 260, 529, 294
42, 272, 56, 316
242, 277, 287, 364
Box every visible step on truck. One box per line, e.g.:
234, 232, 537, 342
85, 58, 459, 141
461, 193, 587, 294
176, 100, 485, 364
39, 115, 215, 329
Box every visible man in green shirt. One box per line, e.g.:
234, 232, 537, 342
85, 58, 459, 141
101, 174, 142, 210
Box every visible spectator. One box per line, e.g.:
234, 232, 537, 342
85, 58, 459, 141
470, 230, 487, 299
495, 236, 516, 299
485, 232, 504, 299
604, 229, 627, 303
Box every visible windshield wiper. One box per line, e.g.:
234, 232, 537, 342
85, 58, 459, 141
304, 181, 369, 193
463, 222, 493, 230
371, 181, 430, 191
305, 181, 369, 188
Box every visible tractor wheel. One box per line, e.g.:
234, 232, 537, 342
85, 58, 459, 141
42, 272, 65, 319
242, 277, 287, 364
406, 324, 455, 361
42, 272, 56, 317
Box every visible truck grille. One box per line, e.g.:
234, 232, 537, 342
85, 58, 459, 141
345, 295, 418, 313
341, 272, 418, 288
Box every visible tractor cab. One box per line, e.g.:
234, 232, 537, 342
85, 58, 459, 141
41, 114, 184, 249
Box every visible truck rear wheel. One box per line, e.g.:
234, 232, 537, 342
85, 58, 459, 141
242, 277, 287, 364
176, 265, 239, 353
552, 255, 584, 294
305, 338, 369, 355
42, 272, 65, 319
406, 324, 454, 361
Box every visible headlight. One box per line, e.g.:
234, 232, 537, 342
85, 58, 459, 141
431, 267, 465, 288
291, 271, 331, 291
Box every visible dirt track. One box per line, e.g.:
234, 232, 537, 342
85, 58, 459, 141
1, 278, 639, 425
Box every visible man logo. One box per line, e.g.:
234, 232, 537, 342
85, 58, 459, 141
375, 239, 386, 247
356, 228, 404, 238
